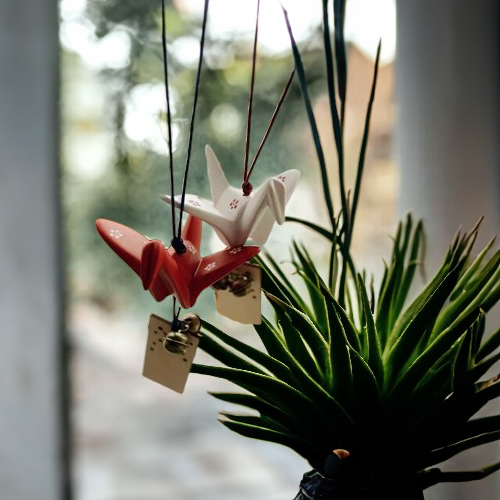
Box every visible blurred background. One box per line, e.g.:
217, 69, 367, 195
1, 0, 500, 499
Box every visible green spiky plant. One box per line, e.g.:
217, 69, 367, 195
188, 2, 500, 499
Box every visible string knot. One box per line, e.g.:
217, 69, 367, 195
171, 317, 183, 332
171, 237, 186, 254
242, 181, 253, 196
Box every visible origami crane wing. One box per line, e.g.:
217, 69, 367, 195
191, 246, 260, 304
162, 193, 228, 222
97, 216, 260, 309
248, 169, 301, 245
96, 219, 172, 301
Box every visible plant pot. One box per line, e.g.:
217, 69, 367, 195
294, 472, 425, 500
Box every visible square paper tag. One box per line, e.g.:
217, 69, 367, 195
143, 314, 199, 393
215, 263, 262, 324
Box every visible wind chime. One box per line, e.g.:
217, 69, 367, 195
96, 0, 299, 393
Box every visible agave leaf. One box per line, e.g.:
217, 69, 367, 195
321, 0, 347, 223
476, 324, 500, 363
416, 461, 500, 489
419, 430, 500, 470
389, 308, 480, 402
272, 303, 323, 384
209, 392, 308, 440
333, 0, 347, 112
192, 364, 359, 447
392, 221, 424, 322
385, 263, 463, 386
396, 335, 465, 435
471, 310, 486, 358
358, 276, 384, 385
291, 243, 329, 334
266, 292, 330, 376
285, 216, 334, 241
386, 241, 465, 351
218, 418, 325, 469
254, 316, 323, 390
453, 326, 473, 389
254, 255, 303, 310
263, 252, 311, 314
449, 236, 496, 301
253, 317, 286, 360
192, 364, 333, 440
199, 334, 267, 375
468, 351, 500, 384
386, 213, 414, 332
202, 320, 295, 384
431, 248, 500, 341
348, 346, 381, 414
424, 373, 500, 440
220, 411, 288, 434
282, 6, 335, 230
318, 280, 362, 353
295, 269, 329, 340
439, 415, 500, 446
324, 297, 353, 400
482, 282, 500, 313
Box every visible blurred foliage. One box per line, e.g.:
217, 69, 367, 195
64, 0, 328, 312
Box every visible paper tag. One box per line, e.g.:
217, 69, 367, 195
143, 314, 199, 393
214, 263, 262, 324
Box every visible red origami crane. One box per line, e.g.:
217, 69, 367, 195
96, 215, 260, 308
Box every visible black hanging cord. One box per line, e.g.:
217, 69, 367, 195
177, 0, 210, 238
242, 0, 261, 196
160, 0, 185, 254
171, 297, 183, 331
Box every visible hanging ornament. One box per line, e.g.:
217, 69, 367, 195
212, 262, 262, 324
162, 147, 300, 247
143, 313, 202, 393
96, 215, 260, 308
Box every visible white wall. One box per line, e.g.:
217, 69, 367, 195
0, 1, 68, 499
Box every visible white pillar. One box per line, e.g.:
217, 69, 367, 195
0, 1, 68, 499
396, 2, 500, 500
396, 0, 500, 267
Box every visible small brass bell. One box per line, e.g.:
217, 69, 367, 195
180, 313, 201, 334
163, 331, 190, 354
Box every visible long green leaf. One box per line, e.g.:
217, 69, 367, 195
267, 292, 330, 376
476, 324, 500, 363
450, 236, 496, 301
325, 296, 353, 400
202, 320, 295, 384
385, 264, 463, 386
285, 216, 334, 241
322, 0, 346, 227
282, 7, 335, 230
348, 41, 381, 250
209, 392, 309, 440
199, 334, 266, 375
389, 308, 480, 402
272, 303, 323, 383
253, 317, 286, 360
333, 0, 347, 111
219, 418, 324, 468
192, 364, 359, 446
358, 276, 384, 385
420, 430, 500, 470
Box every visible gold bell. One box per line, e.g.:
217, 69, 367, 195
163, 331, 190, 355
180, 313, 201, 334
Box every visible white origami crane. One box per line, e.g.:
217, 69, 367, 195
162, 146, 301, 247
